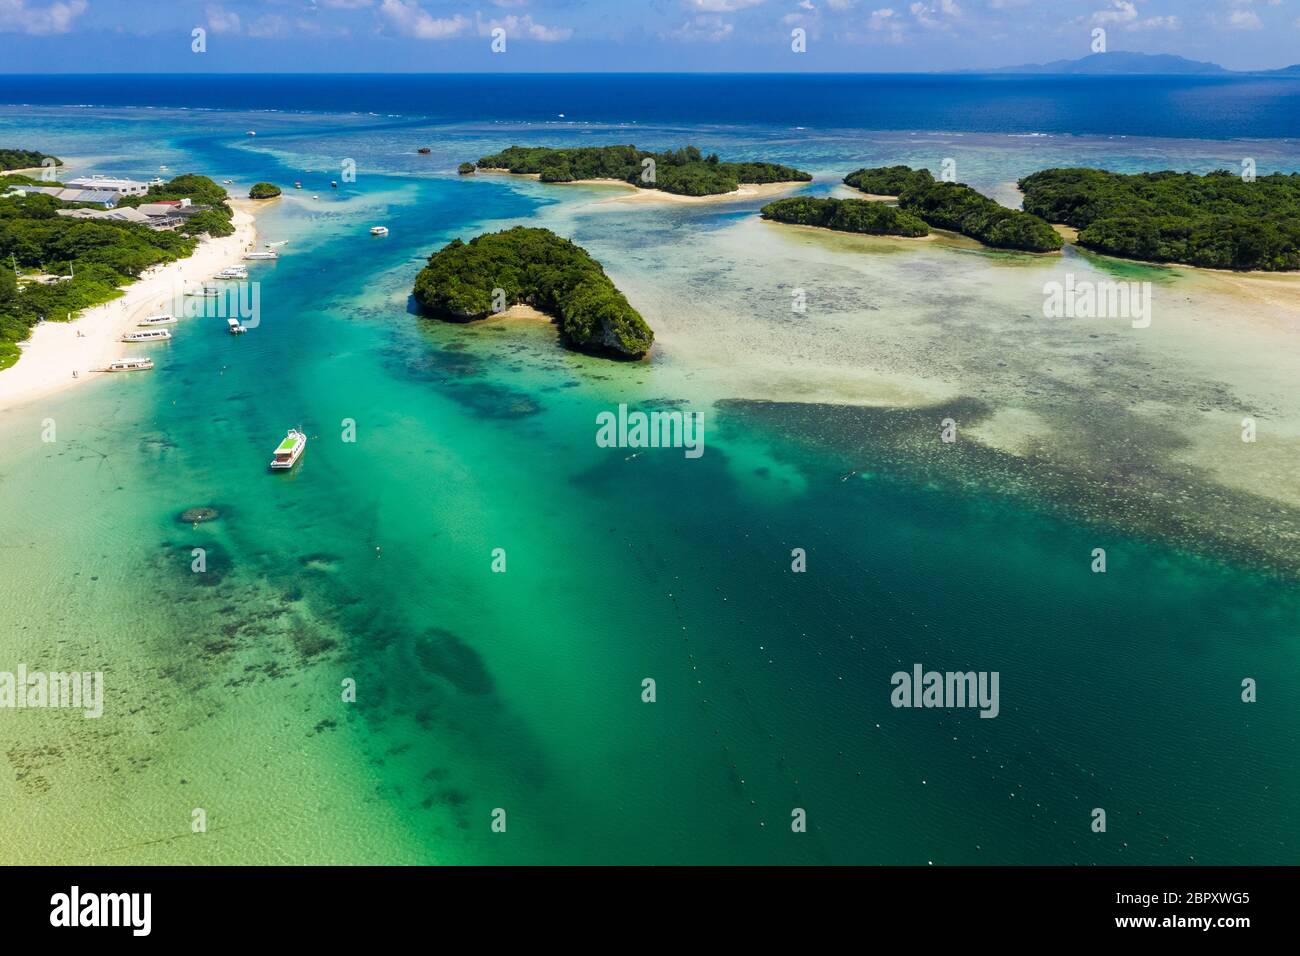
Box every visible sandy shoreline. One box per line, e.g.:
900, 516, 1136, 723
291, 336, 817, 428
0, 201, 259, 414
476, 168, 805, 205
761, 218, 936, 242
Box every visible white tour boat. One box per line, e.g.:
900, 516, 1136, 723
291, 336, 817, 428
120, 329, 172, 343
269, 429, 307, 470
101, 358, 154, 372
184, 285, 220, 298
215, 266, 248, 280
370, 226, 389, 236
138, 313, 177, 326
244, 250, 278, 261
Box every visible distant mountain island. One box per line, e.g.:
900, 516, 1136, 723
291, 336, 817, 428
973, 52, 1300, 76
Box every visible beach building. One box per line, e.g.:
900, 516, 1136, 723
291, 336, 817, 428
5, 184, 120, 206
52, 198, 207, 231
63, 175, 150, 197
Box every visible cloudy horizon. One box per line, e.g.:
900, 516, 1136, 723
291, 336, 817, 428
0, 0, 1297, 73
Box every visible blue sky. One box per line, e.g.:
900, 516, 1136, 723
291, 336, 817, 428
1, 0, 1298, 72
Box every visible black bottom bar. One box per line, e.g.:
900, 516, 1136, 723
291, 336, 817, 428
0, 866, 1284, 940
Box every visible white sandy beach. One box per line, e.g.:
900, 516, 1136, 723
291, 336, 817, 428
476, 169, 805, 205
0, 204, 258, 414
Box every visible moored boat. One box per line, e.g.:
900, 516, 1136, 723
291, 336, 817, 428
138, 313, 177, 326
269, 429, 307, 470
370, 226, 389, 236
121, 329, 172, 343
227, 318, 246, 335
184, 285, 220, 297
244, 250, 278, 261
215, 266, 248, 280
100, 358, 154, 372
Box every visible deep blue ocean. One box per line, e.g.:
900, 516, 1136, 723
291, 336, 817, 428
3, 73, 1300, 140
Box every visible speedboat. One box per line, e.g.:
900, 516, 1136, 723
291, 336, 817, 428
227, 318, 246, 335
370, 226, 389, 236
270, 429, 307, 470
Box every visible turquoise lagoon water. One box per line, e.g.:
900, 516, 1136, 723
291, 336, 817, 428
0, 103, 1297, 864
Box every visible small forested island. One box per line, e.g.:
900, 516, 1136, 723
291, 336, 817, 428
457, 163, 475, 175
248, 182, 281, 199
760, 196, 929, 237
413, 226, 653, 359
0, 172, 233, 369
474, 145, 811, 197
1019, 168, 1300, 270
844, 166, 1063, 252
0, 148, 61, 171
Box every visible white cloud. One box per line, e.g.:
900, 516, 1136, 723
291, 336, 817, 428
909, 0, 960, 30
1229, 9, 1262, 29
380, 0, 471, 38
667, 14, 736, 40
206, 4, 241, 34
0, 0, 85, 35
477, 13, 573, 41
684, 0, 765, 11
1092, 1, 1137, 24
1129, 14, 1178, 30
247, 14, 289, 38
867, 6, 905, 40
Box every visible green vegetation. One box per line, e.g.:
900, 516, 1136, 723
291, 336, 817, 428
844, 166, 1063, 253
476, 145, 811, 197
760, 196, 930, 238
1019, 167, 1300, 270
0, 173, 229, 371
413, 226, 653, 359
457, 162, 475, 175
0, 148, 61, 171
248, 182, 281, 200
842, 166, 933, 197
